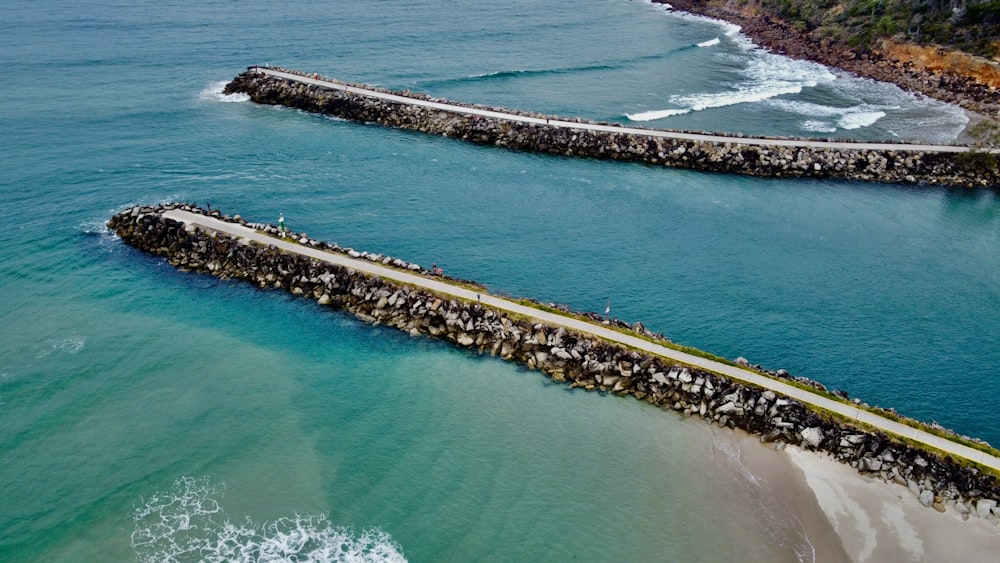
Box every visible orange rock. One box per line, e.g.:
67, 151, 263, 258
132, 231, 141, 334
880, 40, 1000, 89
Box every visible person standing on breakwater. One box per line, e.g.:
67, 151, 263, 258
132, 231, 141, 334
279, 213, 285, 236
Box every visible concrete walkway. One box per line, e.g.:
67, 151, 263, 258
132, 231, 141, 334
164, 208, 1000, 472
255, 67, 987, 155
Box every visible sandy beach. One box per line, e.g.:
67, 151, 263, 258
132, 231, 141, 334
769, 442, 1000, 562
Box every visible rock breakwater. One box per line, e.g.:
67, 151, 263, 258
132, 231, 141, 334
109, 203, 1000, 522
223, 68, 999, 188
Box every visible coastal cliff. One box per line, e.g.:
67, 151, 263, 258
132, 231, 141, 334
109, 203, 1000, 524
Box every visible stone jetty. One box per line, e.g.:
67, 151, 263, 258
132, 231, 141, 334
223, 67, 1000, 188
109, 203, 1000, 521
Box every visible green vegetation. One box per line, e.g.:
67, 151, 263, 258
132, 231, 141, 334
956, 118, 1000, 172
757, 0, 1000, 57
968, 118, 1000, 147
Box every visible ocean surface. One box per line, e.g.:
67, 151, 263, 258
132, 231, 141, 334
1, 0, 998, 560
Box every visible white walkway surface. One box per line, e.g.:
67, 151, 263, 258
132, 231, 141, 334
163, 208, 1000, 472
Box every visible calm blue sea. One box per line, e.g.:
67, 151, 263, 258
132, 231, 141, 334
1, 0, 997, 560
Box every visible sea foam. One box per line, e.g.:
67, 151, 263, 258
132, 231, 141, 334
625, 6, 836, 123
625, 108, 691, 121
36, 336, 86, 358
131, 476, 406, 563
838, 111, 887, 130
201, 81, 250, 103
766, 99, 889, 133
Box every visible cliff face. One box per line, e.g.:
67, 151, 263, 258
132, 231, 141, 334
880, 40, 1000, 88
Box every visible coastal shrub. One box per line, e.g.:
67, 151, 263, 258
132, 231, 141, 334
757, 0, 1000, 55
965, 0, 1000, 25
968, 118, 1000, 148
955, 150, 999, 173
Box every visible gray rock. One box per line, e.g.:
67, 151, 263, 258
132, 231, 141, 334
976, 499, 997, 518
861, 457, 883, 472
716, 402, 738, 414
800, 427, 824, 448
919, 489, 934, 507
551, 347, 572, 361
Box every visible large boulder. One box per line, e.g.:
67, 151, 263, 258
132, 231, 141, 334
800, 427, 824, 448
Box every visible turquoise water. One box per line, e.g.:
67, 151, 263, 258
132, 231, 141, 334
2, 0, 998, 560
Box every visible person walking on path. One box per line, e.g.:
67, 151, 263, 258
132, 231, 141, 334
279, 213, 285, 236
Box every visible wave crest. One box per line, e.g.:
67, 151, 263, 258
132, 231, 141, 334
131, 476, 406, 562
838, 111, 886, 130
626, 108, 691, 121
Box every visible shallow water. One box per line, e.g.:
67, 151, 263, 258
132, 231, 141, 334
2, 0, 998, 560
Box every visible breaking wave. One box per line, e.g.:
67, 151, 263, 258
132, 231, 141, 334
626, 82, 805, 122
200, 81, 250, 103
131, 476, 406, 562
766, 98, 889, 132
625, 108, 691, 121
626, 11, 836, 123
838, 111, 887, 130
676, 82, 807, 111
653, 1, 742, 37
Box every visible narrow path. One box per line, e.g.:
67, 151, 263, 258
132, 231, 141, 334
164, 208, 1000, 472
256, 67, 982, 154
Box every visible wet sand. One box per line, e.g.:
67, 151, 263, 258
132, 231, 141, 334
733, 432, 851, 563
783, 445, 1000, 562
731, 431, 1000, 562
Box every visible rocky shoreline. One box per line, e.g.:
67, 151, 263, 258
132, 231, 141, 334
109, 203, 1000, 524
224, 69, 999, 188
659, 0, 1000, 120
